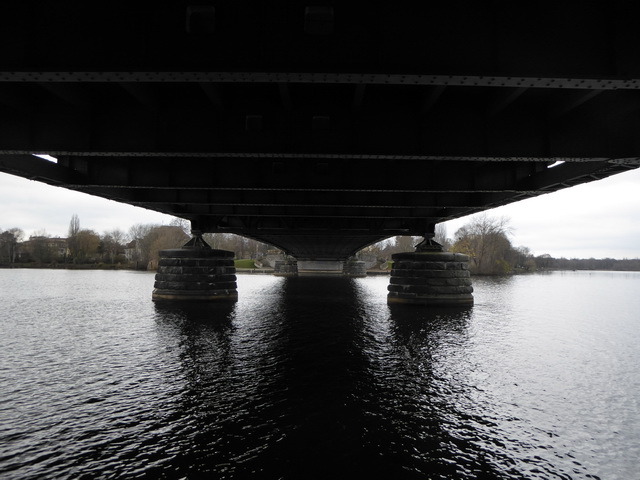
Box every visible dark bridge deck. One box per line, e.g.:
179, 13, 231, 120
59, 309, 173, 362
1, 3, 639, 259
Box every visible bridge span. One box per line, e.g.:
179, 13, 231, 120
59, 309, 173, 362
1, 3, 639, 303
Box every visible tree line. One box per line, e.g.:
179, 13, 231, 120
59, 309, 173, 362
360, 214, 640, 275
2, 213, 639, 273
0, 215, 271, 269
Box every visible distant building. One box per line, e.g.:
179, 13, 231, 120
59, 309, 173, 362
18, 236, 69, 262
124, 240, 140, 262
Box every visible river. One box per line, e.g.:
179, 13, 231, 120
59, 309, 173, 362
1, 269, 639, 479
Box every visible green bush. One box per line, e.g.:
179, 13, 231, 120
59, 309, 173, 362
234, 259, 256, 269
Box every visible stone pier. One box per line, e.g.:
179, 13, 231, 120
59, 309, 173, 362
387, 236, 473, 306
342, 260, 367, 277
152, 236, 237, 302
273, 259, 299, 276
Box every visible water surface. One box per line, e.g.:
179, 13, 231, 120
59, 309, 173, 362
1, 269, 638, 479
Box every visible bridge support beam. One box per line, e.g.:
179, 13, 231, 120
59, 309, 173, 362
387, 234, 473, 306
152, 233, 238, 302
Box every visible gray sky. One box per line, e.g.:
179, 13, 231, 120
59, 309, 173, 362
2, 166, 640, 259
443, 167, 640, 259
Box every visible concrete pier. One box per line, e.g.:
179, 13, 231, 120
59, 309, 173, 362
342, 260, 367, 277
387, 252, 473, 306
297, 260, 342, 275
273, 259, 299, 276
152, 243, 237, 302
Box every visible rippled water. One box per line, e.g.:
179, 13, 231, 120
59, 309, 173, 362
1, 269, 639, 479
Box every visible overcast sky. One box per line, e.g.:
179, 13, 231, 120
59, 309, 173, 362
2, 165, 640, 259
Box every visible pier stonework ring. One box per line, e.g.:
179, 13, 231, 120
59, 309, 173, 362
152, 248, 238, 302
387, 252, 474, 306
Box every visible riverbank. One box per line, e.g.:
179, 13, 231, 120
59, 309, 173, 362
4, 263, 639, 275
0, 263, 134, 270
1, 264, 394, 276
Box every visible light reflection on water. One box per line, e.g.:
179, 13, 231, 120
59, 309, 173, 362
1, 270, 639, 479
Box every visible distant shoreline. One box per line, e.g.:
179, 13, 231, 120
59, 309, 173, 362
0, 263, 134, 270
2, 264, 639, 274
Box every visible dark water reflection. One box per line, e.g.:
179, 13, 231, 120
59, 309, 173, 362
2, 270, 639, 479
150, 277, 502, 479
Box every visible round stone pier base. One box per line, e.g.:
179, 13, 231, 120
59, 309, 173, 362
273, 260, 298, 276
152, 248, 237, 302
387, 252, 473, 306
343, 260, 367, 277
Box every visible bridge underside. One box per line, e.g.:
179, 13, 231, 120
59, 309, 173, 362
1, 3, 640, 259
1, 153, 636, 259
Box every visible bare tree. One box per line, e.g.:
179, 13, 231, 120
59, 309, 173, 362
127, 224, 189, 269
512, 245, 537, 272
0, 228, 24, 263
393, 236, 414, 253
169, 217, 191, 235
147, 226, 190, 268
127, 223, 158, 266
68, 214, 80, 236
8, 227, 25, 243
67, 214, 81, 262
203, 232, 223, 249
101, 228, 127, 263
28, 230, 56, 263
75, 229, 101, 263
434, 223, 451, 251
451, 214, 515, 275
